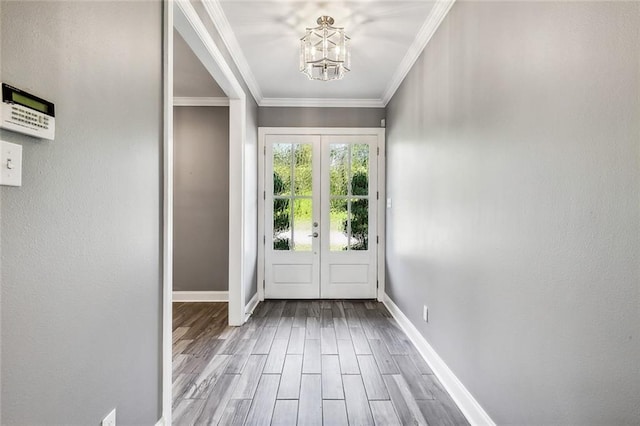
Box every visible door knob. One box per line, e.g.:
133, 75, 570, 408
308, 232, 319, 238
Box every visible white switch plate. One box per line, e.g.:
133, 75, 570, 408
423, 305, 429, 322
101, 408, 116, 426
0, 140, 22, 186
386, 198, 392, 209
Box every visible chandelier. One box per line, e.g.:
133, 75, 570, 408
299, 16, 351, 81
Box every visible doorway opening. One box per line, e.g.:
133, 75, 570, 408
163, 0, 250, 421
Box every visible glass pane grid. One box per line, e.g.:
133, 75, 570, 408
272, 142, 314, 252
271, 141, 371, 253
329, 143, 370, 252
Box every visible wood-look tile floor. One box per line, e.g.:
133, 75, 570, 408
172, 300, 469, 426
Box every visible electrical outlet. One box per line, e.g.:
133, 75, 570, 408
102, 408, 116, 426
423, 305, 429, 323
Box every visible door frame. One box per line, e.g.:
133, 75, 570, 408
257, 127, 386, 302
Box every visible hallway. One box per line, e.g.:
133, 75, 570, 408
172, 300, 469, 425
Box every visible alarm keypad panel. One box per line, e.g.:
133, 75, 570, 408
1, 83, 55, 140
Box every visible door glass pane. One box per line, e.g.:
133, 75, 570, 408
329, 144, 349, 196
294, 144, 312, 196
293, 198, 313, 251
351, 144, 369, 196
273, 198, 291, 250
273, 144, 292, 196
329, 198, 348, 251
348, 198, 368, 250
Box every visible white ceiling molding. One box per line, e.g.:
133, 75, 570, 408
381, 0, 457, 106
203, 0, 264, 104
260, 98, 385, 109
173, 97, 229, 106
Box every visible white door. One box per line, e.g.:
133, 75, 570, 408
320, 136, 377, 298
264, 133, 378, 299
265, 135, 321, 298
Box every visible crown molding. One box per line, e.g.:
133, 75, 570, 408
203, 0, 264, 104
259, 97, 385, 108
173, 96, 229, 106
381, 0, 456, 106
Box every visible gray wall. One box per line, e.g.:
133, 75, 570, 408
385, 1, 639, 424
174, 28, 226, 98
259, 107, 385, 128
191, 1, 259, 306
0, 1, 161, 424
173, 106, 229, 292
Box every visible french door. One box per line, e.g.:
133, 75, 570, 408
263, 131, 381, 299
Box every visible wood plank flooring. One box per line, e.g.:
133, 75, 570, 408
173, 301, 469, 426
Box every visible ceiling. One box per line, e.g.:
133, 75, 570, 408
174, 0, 453, 107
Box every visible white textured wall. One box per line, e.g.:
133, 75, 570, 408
385, 1, 640, 424
1, 1, 162, 423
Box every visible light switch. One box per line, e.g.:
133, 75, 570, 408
1, 140, 23, 186
386, 198, 392, 209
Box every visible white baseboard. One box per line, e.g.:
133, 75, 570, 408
382, 294, 495, 426
244, 292, 260, 321
172, 291, 229, 302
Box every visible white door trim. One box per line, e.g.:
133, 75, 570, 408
163, 0, 249, 421
257, 127, 386, 302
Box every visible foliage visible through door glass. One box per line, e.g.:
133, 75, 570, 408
351, 144, 369, 195
329, 198, 348, 251
273, 144, 291, 195
273, 177, 290, 250
293, 198, 312, 251
346, 197, 368, 250
294, 144, 313, 196
330, 144, 349, 196
351, 172, 368, 197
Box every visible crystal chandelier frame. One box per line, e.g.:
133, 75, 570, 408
299, 16, 351, 81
